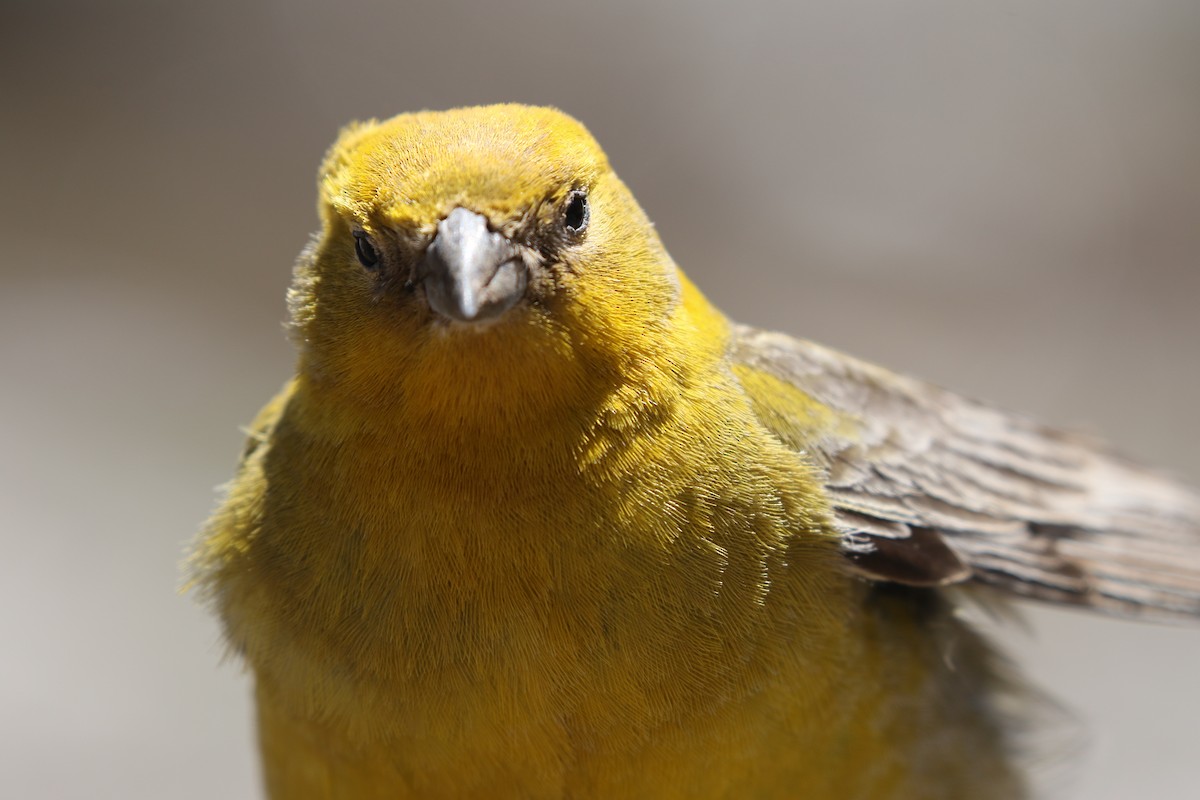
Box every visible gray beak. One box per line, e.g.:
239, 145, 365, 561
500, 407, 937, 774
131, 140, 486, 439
421, 208, 528, 323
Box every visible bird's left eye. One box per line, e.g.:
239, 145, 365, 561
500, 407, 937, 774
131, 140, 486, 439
353, 232, 380, 270
563, 190, 589, 235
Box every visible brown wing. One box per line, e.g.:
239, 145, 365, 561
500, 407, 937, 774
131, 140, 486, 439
732, 325, 1200, 620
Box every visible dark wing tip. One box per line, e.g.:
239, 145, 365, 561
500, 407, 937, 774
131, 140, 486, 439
844, 524, 974, 587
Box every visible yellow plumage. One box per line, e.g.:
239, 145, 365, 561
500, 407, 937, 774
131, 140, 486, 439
194, 105, 1200, 798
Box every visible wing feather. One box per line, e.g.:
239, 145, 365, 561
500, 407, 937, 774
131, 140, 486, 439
733, 326, 1200, 620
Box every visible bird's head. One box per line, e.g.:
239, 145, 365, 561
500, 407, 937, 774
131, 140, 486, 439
289, 105, 726, 426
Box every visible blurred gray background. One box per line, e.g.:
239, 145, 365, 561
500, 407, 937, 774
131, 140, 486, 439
2, 0, 1198, 797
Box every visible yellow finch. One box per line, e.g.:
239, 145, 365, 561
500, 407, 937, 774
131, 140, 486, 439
194, 104, 1200, 799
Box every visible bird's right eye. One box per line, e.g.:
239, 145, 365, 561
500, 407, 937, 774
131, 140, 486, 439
353, 232, 380, 270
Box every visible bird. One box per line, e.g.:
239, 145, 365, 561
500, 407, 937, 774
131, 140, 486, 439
192, 104, 1200, 799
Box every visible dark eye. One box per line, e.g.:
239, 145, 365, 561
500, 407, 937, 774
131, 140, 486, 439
563, 190, 589, 235
353, 232, 380, 269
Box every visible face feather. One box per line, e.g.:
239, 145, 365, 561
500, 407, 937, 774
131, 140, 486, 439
286, 105, 707, 426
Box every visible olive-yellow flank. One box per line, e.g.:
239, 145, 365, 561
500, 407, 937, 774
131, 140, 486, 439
194, 104, 1200, 799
